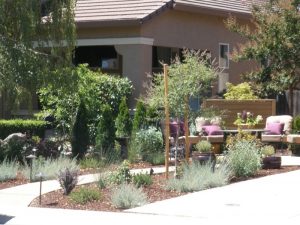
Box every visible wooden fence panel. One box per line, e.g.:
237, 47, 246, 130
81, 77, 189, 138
203, 99, 276, 129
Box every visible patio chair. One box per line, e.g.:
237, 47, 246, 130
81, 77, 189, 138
194, 116, 224, 154
261, 115, 293, 149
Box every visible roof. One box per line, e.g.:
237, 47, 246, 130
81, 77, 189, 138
75, 0, 267, 25
75, 0, 173, 24
175, 0, 267, 15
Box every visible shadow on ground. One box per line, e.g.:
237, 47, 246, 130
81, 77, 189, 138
0, 214, 14, 224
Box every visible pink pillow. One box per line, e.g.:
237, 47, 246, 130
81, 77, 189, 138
202, 125, 223, 136
266, 122, 284, 135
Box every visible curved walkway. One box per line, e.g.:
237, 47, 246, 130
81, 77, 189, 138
1, 156, 300, 225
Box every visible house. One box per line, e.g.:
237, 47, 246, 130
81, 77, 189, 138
74, 0, 265, 107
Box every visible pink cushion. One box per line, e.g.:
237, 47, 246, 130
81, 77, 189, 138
265, 122, 284, 135
202, 125, 223, 136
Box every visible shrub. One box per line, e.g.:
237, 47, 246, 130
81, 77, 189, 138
58, 168, 79, 195
260, 145, 275, 157
146, 152, 165, 165
293, 115, 300, 133
71, 100, 89, 159
111, 183, 148, 209
133, 127, 163, 162
22, 156, 79, 182
133, 173, 153, 188
226, 140, 261, 177
39, 65, 132, 140
79, 157, 104, 170
97, 174, 108, 189
195, 140, 212, 153
223, 82, 258, 100
0, 119, 48, 139
132, 101, 147, 134
115, 97, 132, 138
70, 187, 101, 204
0, 159, 19, 182
109, 160, 132, 184
166, 161, 231, 192
0, 138, 31, 162
95, 105, 115, 155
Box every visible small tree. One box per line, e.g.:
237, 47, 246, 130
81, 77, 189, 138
115, 97, 132, 138
95, 105, 115, 155
145, 50, 219, 174
71, 100, 89, 159
132, 100, 147, 135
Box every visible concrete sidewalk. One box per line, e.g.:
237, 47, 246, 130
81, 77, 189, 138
1, 157, 300, 225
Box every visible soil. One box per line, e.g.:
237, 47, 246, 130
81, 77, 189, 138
1, 160, 300, 212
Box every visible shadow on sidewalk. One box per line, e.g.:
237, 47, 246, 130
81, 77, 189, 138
0, 214, 14, 224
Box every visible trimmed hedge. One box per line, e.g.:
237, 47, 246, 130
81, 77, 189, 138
0, 120, 48, 139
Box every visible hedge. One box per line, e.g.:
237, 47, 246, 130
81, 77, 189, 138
0, 120, 48, 139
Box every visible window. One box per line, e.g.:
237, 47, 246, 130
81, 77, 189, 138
219, 43, 229, 69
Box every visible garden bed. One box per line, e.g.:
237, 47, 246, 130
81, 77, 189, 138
28, 165, 300, 212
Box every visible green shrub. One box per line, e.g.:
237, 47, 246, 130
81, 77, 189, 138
111, 183, 148, 209
39, 65, 132, 141
22, 156, 79, 181
109, 160, 132, 184
58, 168, 79, 195
71, 100, 89, 159
226, 140, 261, 177
132, 101, 147, 134
133, 127, 163, 162
79, 157, 104, 169
293, 115, 300, 133
0, 119, 48, 139
115, 97, 132, 138
146, 152, 165, 165
95, 105, 115, 155
0, 159, 19, 182
195, 140, 212, 153
166, 161, 231, 192
133, 173, 153, 188
97, 173, 108, 189
70, 187, 101, 204
0, 138, 31, 162
260, 145, 275, 157
224, 82, 258, 100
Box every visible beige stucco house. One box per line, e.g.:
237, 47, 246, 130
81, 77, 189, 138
74, 0, 263, 107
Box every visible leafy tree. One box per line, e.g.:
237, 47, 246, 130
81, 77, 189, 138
226, 0, 300, 114
224, 82, 258, 100
115, 97, 132, 138
145, 49, 218, 173
71, 100, 89, 159
0, 0, 76, 118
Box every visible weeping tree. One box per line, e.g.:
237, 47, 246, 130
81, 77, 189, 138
226, 0, 300, 115
145, 50, 219, 175
0, 0, 76, 118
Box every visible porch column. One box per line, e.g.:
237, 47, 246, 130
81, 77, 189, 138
115, 44, 152, 108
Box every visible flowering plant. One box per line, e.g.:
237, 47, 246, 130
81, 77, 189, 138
234, 110, 263, 127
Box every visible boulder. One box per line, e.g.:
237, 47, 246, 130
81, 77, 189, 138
3, 133, 27, 143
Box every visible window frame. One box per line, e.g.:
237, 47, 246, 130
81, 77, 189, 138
219, 43, 230, 69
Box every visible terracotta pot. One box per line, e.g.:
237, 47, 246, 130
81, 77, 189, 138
262, 156, 281, 169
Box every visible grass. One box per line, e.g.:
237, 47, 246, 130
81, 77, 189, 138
22, 156, 79, 182
111, 183, 148, 209
70, 187, 101, 204
166, 161, 231, 192
0, 159, 19, 182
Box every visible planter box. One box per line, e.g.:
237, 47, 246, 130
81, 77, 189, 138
203, 99, 276, 129
262, 156, 281, 169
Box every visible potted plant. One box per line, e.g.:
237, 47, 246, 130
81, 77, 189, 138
234, 110, 263, 129
192, 140, 216, 167
261, 145, 281, 169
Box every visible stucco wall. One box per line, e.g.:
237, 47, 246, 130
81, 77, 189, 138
141, 9, 256, 86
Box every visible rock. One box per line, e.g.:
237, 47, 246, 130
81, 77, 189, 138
3, 133, 27, 143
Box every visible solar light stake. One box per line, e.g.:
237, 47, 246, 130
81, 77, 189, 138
36, 172, 43, 205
